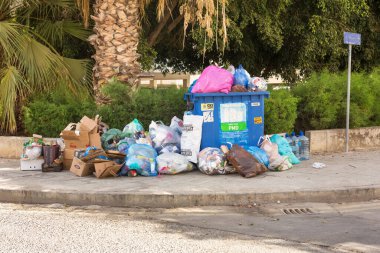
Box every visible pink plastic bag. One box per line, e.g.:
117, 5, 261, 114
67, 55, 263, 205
191, 66, 233, 94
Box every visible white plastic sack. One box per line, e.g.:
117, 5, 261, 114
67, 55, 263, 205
259, 136, 292, 171
180, 115, 203, 163
156, 153, 193, 174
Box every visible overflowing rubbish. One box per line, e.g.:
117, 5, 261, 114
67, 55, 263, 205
191, 66, 233, 94
270, 134, 300, 165
245, 146, 270, 168
259, 136, 292, 171
123, 119, 144, 137
157, 153, 193, 174
198, 147, 235, 175
149, 121, 181, 155
249, 77, 268, 92
233, 65, 250, 89
125, 144, 158, 177
18, 64, 314, 181
222, 144, 267, 178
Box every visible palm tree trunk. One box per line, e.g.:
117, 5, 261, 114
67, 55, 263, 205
89, 0, 141, 101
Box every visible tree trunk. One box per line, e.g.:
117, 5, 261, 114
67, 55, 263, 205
89, 0, 141, 102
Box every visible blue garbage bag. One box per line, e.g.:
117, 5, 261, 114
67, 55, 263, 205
125, 144, 158, 176
233, 65, 250, 89
245, 146, 270, 167
270, 134, 300, 165
188, 79, 198, 92
117, 138, 136, 154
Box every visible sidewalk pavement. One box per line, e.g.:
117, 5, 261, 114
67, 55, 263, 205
0, 150, 379, 208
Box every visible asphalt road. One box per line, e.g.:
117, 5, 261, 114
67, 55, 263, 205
0, 201, 379, 253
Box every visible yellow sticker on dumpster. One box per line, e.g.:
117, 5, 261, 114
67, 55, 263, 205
254, 117, 263, 124
201, 103, 214, 111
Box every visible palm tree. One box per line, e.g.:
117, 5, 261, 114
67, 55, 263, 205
0, 0, 92, 134
80, 0, 228, 100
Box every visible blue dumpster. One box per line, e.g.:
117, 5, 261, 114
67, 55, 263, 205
184, 92, 270, 150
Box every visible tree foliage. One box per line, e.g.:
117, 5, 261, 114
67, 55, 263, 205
0, 0, 92, 134
146, 0, 379, 80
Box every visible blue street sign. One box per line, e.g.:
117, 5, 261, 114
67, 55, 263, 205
344, 32, 361, 45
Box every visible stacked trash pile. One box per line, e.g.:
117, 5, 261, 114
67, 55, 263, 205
19, 64, 310, 179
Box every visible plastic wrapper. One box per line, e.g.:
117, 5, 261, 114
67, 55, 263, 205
233, 65, 250, 89
123, 119, 144, 137
270, 134, 300, 165
249, 77, 268, 92
170, 116, 183, 136
24, 145, 42, 160
125, 144, 158, 176
259, 136, 292, 171
245, 146, 270, 167
156, 153, 193, 175
198, 148, 235, 175
149, 121, 181, 155
191, 66, 233, 94
223, 144, 267, 178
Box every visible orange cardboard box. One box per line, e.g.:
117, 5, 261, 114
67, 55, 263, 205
63, 159, 73, 170
80, 116, 98, 133
70, 157, 95, 177
94, 161, 121, 179
60, 123, 90, 149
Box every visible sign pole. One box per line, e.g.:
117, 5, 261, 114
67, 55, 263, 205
346, 44, 352, 153
343, 32, 360, 153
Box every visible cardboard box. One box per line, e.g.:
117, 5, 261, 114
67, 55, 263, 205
63, 159, 73, 170
94, 161, 121, 179
63, 149, 75, 160
89, 132, 102, 149
60, 123, 90, 149
80, 116, 98, 133
70, 157, 95, 177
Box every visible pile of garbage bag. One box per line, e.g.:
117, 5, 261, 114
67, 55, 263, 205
191, 64, 267, 94
21, 64, 311, 180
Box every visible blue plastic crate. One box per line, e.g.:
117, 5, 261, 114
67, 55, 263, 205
184, 92, 270, 150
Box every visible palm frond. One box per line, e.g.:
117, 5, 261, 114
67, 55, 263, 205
63, 21, 92, 40
35, 20, 91, 47
16, 34, 64, 91
62, 57, 93, 90
0, 21, 23, 60
0, 65, 28, 133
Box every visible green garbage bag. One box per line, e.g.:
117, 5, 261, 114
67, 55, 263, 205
101, 128, 126, 151
270, 134, 300, 165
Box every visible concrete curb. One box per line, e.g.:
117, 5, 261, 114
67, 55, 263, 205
0, 187, 379, 208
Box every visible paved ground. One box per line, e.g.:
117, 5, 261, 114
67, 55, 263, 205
0, 201, 379, 253
0, 150, 379, 207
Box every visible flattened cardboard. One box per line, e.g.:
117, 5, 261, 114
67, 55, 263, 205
80, 116, 98, 133
70, 157, 94, 177
63, 159, 73, 170
94, 161, 121, 179
89, 132, 102, 149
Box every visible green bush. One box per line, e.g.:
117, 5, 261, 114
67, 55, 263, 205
23, 86, 95, 137
292, 69, 380, 130
264, 89, 298, 134
98, 80, 187, 130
